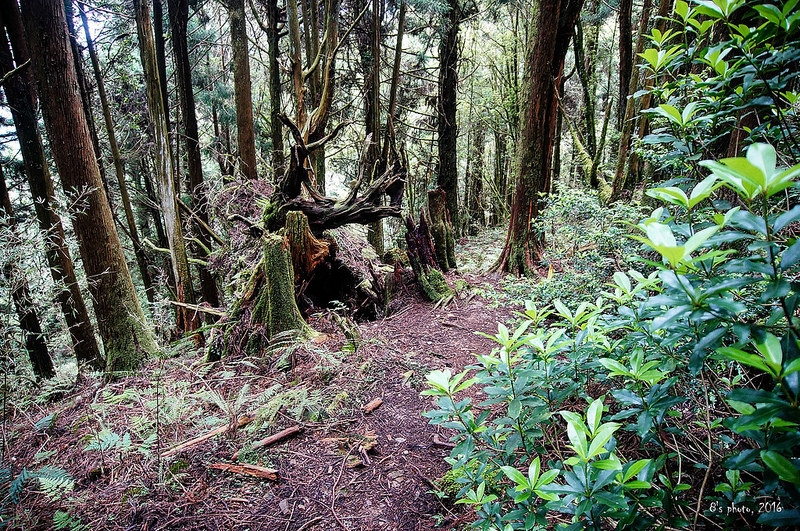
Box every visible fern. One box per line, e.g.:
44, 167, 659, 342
53, 510, 87, 531
36, 467, 74, 501
3, 466, 73, 505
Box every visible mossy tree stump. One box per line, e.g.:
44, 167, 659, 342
404, 212, 454, 302
213, 231, 315, 360
427, 187, 457, 272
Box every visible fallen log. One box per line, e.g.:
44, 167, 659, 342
161, 414, 254, 458
208, 462, 278, 480
362, 397, 383, 414
232, 425, 303, 460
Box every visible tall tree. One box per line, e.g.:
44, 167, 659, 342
0, 0, 102, 369
19, 0, 159, 372
0, 166, 55, 379
133, 0, 200, 335
617, 0, 633, 129
168, 0, 221, 309
264, 0, 285, 176
358, 0, 384, 253
228, 0, 259, 179
77, 2, 156, 305
436, 0, 460, 238
493, 0, 583, 275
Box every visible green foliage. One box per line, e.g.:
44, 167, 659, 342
1, 464, 74, 525
423, 144, 800, 528
53, 510, 87, 531
638, 0, 800, 172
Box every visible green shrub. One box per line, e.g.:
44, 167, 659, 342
422, 143, 800, 529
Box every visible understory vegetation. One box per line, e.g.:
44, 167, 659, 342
422, 0, 800, 527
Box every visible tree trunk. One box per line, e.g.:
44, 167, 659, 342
493, 0, 584, 275
1, 166, 55, 379
359, 0, 384, 255
64, 0, 110, 203
168, 0, 221, 310
492, 130, 508, 224
0, 2, 102, 370
466, 126, 486, 234
265, 0, 285, 176
134, 0, 200, 336
78, 3, 155, 305
610, 0, 654, 201
436, 0, 460, 239
427, 187, 456, 271
229, 0, 258, 179
20, 0, 159, 373
217, 231, 315, 360
382, 0, 405, 163
621, 0, 673, 193
617, 0, 633, 130
153, 0, 171, 148
404, 212, 453, 302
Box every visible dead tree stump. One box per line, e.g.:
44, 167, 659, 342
405, 212, 454, 302
285, 210, 330, 282
427, 187, 457, 272
213, 232, 315, 360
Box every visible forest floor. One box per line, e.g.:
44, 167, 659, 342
4, 228, 525, 531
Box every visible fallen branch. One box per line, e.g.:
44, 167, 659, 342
208, 462, 278, 480
232, 425, 302, 460
176, 197, 226, 246
161, 414, 254, 458
363, 398, 383, 414
168, 300, 227, 318
432, 434, 456, 449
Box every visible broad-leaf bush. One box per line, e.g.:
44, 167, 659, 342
423, 144, 800, 529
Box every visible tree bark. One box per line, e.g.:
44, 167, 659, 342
134, 0, 200, 335
1, 166, 55, 379
427, 187, 456, 271
359, 0, 384, 254
229, 0, 258, 179
382, 0, 405, 163
20, 0, 158, 372
0, 1, 102, 370
168, 0, 221, 310
78, 3, 155, 305
264, 0, 285, 176
610, 0, 654, 201
617, 0, 633, 130
493, 0, 584, 275
404, 212, 453, 302
436, 0, 460, 239
465, 126, 486, 234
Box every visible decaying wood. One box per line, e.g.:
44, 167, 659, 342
404, 212, 454, 302
208, 462, 278, 480
161, 414, 254, 458
264, 113, 405, 234
168, 300, 227, 317
363, 397, 383, 414
232, 425, 302, 460
432, 434, 456, 449
285, 210, 330, 282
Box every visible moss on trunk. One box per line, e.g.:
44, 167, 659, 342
427, 187, 456, 272
262, 233, 314, 338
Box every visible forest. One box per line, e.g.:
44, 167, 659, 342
0, 0, 799, 528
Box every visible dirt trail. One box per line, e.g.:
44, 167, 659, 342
4, 269, 518, 531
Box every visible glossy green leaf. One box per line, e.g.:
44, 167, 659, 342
761, 450, 800, 484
